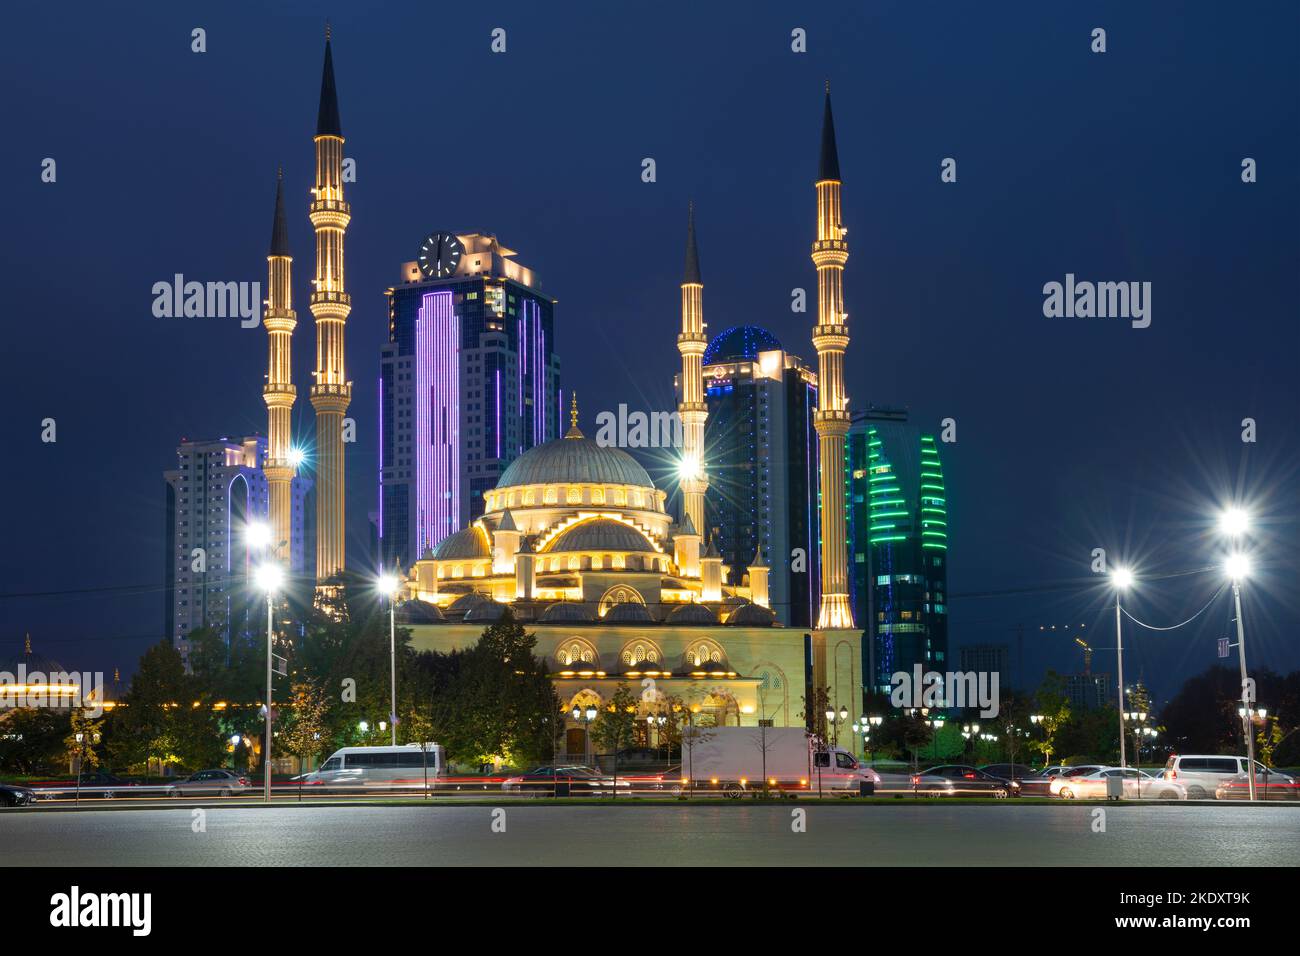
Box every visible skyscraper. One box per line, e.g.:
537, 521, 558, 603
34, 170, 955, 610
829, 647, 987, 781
164, 436, 310, 665
847, 415, 950, 695
379, 234, 561, 572
696, 325, 819, 626
309, 30, 351, 588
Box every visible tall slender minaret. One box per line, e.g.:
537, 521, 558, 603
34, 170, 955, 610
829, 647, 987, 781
677, 202, 709, 548
262, 169, 297, 561
811, 85, 854, 629
310, 26, 351, 587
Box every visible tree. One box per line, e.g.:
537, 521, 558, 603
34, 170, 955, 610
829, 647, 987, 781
0, 708, 68, 774
65, 708, 105, 773
279, 680, 330, 773
1028, 671, 1072, 767
800, 685, 832, 741
591, 682, 638, 756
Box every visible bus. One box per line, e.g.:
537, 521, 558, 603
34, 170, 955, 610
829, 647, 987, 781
298, 744, 446, 788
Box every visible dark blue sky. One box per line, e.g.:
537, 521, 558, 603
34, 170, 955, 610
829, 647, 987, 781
4, 1, 1297, 704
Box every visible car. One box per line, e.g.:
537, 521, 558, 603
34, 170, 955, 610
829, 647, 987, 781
500, 765, 628, 795
1214, 769, 1300, 801
1044, 765, 1108, 797
167, 769, 252, 797
917, 764, 1017, 797
980, 763, 1037, 783
1161, 755, 1277, 800
1054, 767, 1186, 800
0, 783, 37, 807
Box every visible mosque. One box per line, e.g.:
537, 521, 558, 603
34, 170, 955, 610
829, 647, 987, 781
392, 88, 865, 755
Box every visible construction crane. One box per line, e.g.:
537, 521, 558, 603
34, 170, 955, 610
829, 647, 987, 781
1075, 637, 1092, 675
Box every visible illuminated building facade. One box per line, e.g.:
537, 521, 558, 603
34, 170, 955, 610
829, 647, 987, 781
694, 325, 820, 627
163, 436, 310, 665
846, 414, 949, 695
378, 235, 561, 571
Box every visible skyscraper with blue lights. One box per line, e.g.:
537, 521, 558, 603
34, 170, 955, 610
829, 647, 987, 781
379, 234, 561, 571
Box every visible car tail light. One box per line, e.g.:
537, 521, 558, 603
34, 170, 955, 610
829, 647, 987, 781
911, 775, 920, 785
239, 777, 250, 786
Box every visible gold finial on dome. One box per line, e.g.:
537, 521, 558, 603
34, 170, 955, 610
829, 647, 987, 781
566, 392, 583, 438
25, 632, 32, 655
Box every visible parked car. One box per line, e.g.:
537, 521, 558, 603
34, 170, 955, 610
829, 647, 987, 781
500, 765, 628, 795
0, 783, 37, 807
1161, 755, 1276, 800
980, 763, 1036, 783
1044, 765, 1107, 797
1215, 769, 1300, 801
917, 765, 1016, 797
167, 769, 251, 797
1054, 767, 1186, 800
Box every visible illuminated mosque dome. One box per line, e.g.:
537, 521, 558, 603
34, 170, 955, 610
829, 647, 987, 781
702, 325, 782, 365
497, 432, 653, 491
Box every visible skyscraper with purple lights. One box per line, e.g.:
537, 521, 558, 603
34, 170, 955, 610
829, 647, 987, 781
379, 233, 560, 572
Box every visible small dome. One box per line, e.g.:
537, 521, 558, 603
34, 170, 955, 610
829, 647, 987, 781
667, 603, 717, 625
703, 325, 783, 365
465, 601, 507, 623
433, 526, 491, 561
394, 600, 446, 624
539, 602, 597, 624
497, 435, 654, 490
602, 602, 654, 624
547, 518, 656, 554
447, 591, 492, 613
726, 602, 776, 627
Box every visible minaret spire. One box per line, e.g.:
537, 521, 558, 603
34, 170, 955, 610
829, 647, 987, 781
811, 86, 854, 629
310, 27, 352, 592
676, 201, 709, 562
263, 168, 297, 564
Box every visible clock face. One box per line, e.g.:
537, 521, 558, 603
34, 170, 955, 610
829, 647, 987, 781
416, 232, 464, 279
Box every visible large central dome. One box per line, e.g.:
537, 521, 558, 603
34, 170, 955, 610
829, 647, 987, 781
497, 434, 654, 490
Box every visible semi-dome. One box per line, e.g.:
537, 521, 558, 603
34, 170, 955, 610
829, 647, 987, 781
447, 591, 493, 613
497, 434, 653, 490
538, 602, 597, 624
726, 602, 777, 627
703, 325, 783, 365
433, 525, 490, 561
667, 603, 718, 625
546, 518, 656, 554
394, 600, 446, 624
465, 601, 507, 623
602, 602, 654, 624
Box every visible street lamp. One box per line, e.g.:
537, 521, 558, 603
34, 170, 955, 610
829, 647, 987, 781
254, 561, 283, 803
1110, 567, 1133, 768
572, 705, 597, 764
377, 572, 400, 746
1220, 506, 1258, 800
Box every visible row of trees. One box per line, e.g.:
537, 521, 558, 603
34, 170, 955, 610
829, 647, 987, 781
0, 589, 563, 776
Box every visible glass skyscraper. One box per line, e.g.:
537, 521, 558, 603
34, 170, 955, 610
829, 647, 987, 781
846, 411, 949, 695
379, 234, 561, 572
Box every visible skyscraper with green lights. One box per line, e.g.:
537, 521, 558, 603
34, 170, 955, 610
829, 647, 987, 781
846, 411, 949, 696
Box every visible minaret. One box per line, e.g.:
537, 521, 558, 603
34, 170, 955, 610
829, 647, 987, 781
310, 26, 351, 588
263, 168, 297, 561
811, 85, 854, 629
676, 202, 709, 544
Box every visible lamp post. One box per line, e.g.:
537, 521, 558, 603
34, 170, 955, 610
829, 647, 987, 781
377, 573, 400, 747
962, 722, 979, 765
1124, 709, 1148, 767
927, 718, 945, 763
254, 562, 284, 803
571, 705, 597, 765
1220, 512, 1256, 801
74, 728, 100, 806
1110, 567, 1133, 768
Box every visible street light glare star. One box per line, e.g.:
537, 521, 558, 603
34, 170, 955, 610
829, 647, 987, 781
1111, 567, 1134, 590
1225, 553, 1251, 581
677, 454, 701, 482
254, 563, 284, 593
246, 520, 273, 550
1219, 507, 1249, 537
287, 447, 306, 469
376, 573, 399, 597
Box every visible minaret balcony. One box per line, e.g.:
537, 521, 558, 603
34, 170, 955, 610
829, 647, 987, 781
812, 326, 850, 351
263, 384, 297, 406
310, 382, 353, 412
811, 243, 849, 267
814, 409, 851, 435
263, 311, 297, 333
677, 332, 708, 353
309, 199, 351, 229
309, 290, 352, 319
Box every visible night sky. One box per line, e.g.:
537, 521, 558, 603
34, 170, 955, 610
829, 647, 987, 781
4, 0, 1297, 705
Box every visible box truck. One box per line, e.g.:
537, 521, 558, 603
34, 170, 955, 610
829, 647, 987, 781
680, 727, 880, 797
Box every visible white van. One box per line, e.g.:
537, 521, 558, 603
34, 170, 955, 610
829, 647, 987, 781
299, 744, 446, 788
1162, 754, 1273, 799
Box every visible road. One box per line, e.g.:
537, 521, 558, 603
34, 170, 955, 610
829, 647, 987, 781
2, 802, 1296, 866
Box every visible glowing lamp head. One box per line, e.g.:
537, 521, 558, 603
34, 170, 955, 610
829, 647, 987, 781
254, 563, 284, 594
287, 447, 306, 469
1111, 567, 1134, 590
1219, 508, 1249, 537
677, 454, 701, 483
376, 573, 400, 598
1225, 553, 1251, 581
245, 521, 273, 550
